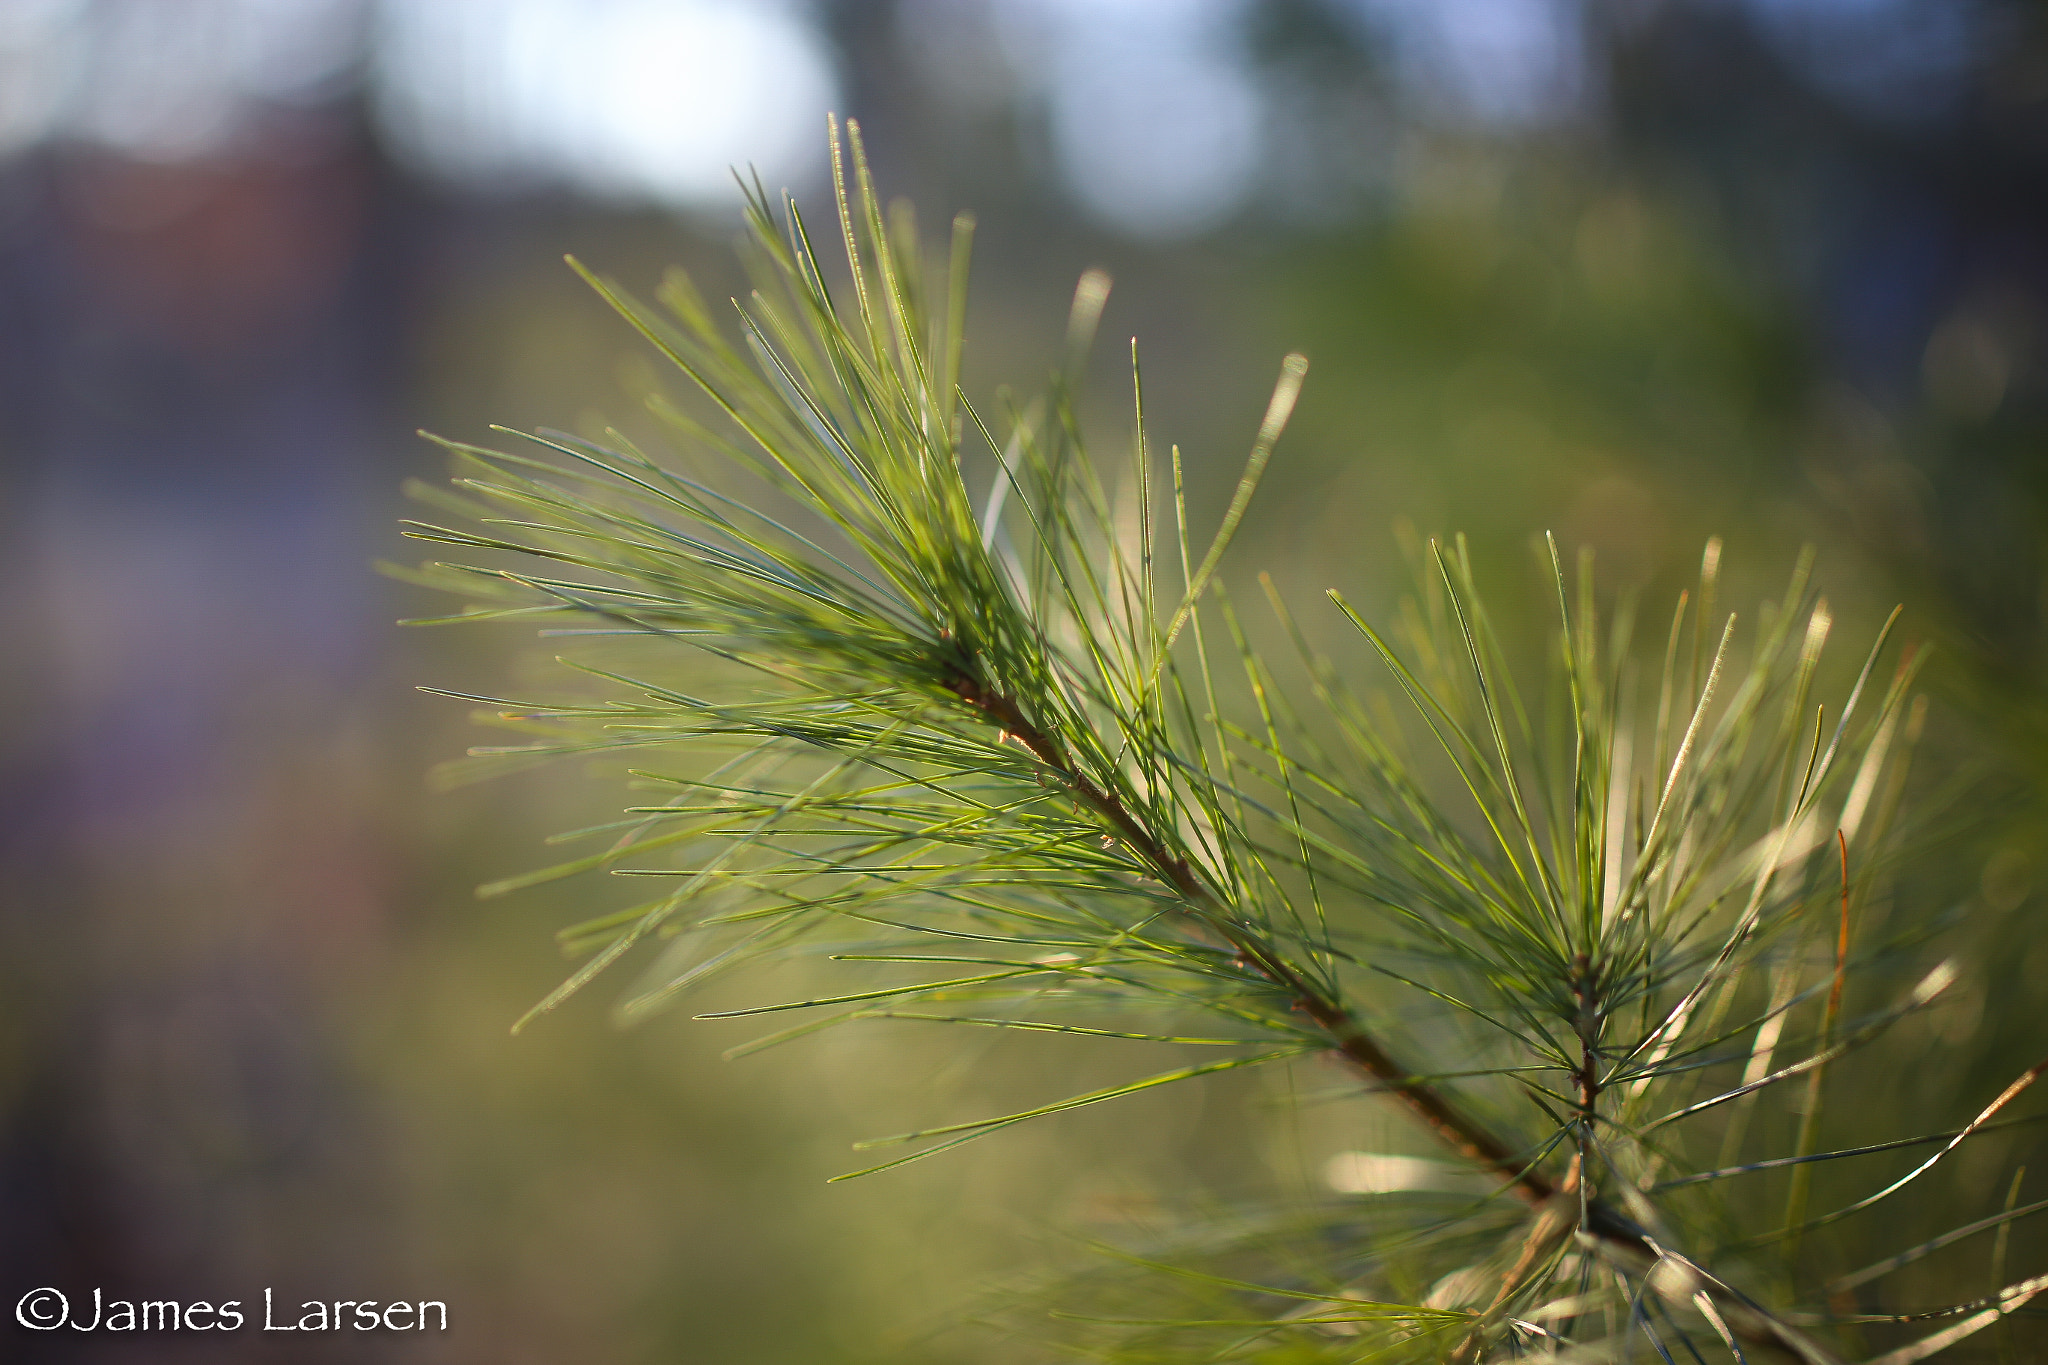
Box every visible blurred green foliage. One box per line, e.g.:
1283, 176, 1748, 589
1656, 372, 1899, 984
8, 3, 2048, 1362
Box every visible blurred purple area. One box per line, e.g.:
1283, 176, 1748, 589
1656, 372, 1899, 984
0, 1, 2045, 1361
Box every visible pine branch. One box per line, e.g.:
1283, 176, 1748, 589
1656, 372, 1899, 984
402, 118, 2026, 1364
945, 662, 1555, 1201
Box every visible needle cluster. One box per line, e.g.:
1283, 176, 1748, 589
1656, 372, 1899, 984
401, 121, 2043, 1364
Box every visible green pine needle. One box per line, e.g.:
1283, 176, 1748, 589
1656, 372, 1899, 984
406, 118, 2035, 1365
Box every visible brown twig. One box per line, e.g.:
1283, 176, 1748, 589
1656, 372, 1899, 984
942, 667, 1840, 1363
946, 668, 1555, 1194
1448, 1156, 1583, 1365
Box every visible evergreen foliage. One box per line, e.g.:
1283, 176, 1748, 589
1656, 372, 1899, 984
401, 121, 2043, 1363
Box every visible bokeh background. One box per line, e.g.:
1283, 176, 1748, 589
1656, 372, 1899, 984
3, 1, 2047, 1361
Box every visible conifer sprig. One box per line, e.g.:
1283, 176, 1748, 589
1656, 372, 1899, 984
403, 119, 2038, 1363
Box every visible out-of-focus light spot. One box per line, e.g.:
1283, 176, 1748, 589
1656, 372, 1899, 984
1338, 0, 1588, 128
999, 0, 1264, 239
0, 0, 361, 162
1922, 314, 2010, 420
371, 0, 838, 210
1048, 43, 1261, 238
1323, 1152, 1488, 1194
1743, 0, 1982, 125
0, 0, 82, 156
